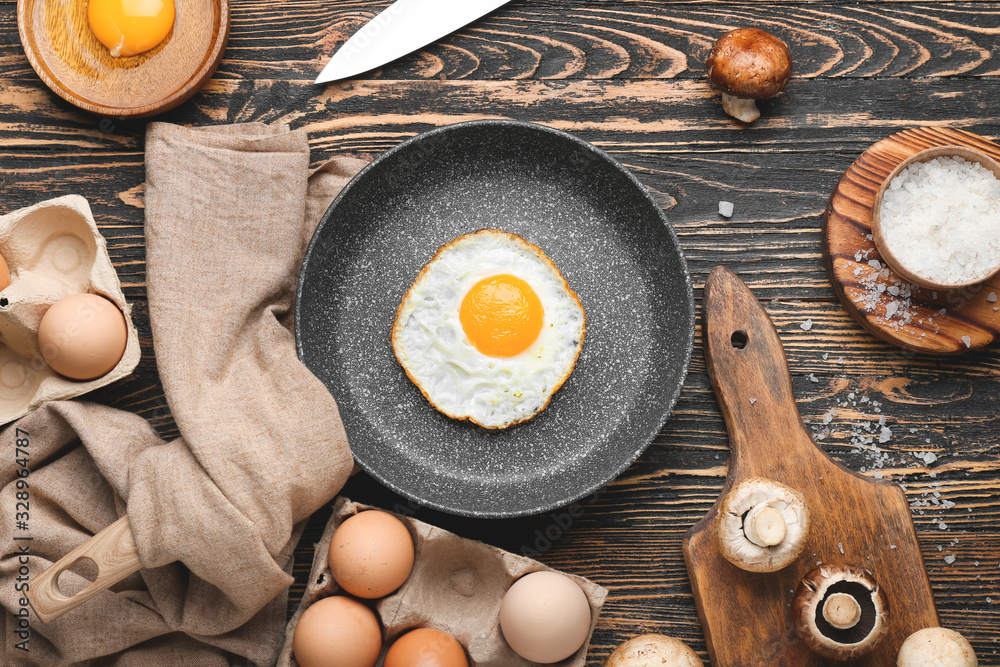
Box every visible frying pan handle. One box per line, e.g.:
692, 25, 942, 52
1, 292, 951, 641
28, 515, 142, 623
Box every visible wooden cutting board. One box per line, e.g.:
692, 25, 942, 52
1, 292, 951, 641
683, 266, 939, 666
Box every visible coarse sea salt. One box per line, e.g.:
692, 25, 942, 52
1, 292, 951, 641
879, 156, 1000, 285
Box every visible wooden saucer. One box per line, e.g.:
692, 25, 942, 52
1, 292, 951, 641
17, 0, 229, 117
822, 127, 1000, 354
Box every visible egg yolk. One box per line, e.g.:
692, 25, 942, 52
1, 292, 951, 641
460, 274, 544, 358
88, 0, 175, 58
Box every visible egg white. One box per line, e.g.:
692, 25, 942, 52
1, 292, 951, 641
391, 229, 585, 429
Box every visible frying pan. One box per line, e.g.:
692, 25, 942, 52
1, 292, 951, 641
296, 119, 695, 517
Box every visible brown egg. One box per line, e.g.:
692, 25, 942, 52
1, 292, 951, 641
384, 628, 469, 667
499, 570, 592, 663
37, 293, 128, 380
329, 510, 415, 599
0, 253, 10, 291
292, 596, 382, 667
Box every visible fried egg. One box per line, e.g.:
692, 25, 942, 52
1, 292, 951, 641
391, 229, 585, 429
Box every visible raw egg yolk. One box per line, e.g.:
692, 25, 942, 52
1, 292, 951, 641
88, 0, 175, 58
460, 274, 543, 358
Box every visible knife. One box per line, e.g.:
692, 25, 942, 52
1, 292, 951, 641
315, 0, 512, 84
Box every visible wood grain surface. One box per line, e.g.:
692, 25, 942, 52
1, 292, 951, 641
2, 0, 1000, 664
685, 266, 937, 665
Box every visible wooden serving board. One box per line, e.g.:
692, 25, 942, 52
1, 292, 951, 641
683, 267, 938, 666
821, 126, 1000, 354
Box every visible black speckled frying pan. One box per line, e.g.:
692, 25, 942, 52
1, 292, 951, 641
295, 120, 694, 518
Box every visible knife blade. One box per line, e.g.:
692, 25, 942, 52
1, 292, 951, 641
316, 0, 512, 84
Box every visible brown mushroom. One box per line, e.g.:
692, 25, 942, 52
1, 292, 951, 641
603, 634, 703, 667
792, 564, 889, 661
706, 28, 792, 123
715, 477, 810, 573
898, 628, 978, 667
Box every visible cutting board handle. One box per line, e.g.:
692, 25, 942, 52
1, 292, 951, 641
704, 266, 808, 471
28, 515, 142, 623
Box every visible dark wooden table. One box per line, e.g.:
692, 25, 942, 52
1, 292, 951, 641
3, 0, 999, 664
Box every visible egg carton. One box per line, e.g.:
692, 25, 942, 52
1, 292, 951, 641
0, 195, 140, 425
279, 497, 608, 667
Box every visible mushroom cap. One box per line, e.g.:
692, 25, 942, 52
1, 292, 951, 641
706, 28, 792, 100
715, 476, 810, 573
898, 628, 978, 667
792, 564, 889, 661
603, 634, 703, 667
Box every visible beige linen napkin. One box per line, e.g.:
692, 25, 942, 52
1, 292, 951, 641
1, 123, 368, 666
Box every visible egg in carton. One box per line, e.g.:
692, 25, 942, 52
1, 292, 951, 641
0, 195, 140, 425
279, 497, 608, 667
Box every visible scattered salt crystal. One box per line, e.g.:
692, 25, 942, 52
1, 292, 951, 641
944, 555, 956, 564
808, 374, 819, 383
749, 398, 757, 404
890, 544, 897, 549
719, 201, 734, 218
838, 542, 844, 554
940, 522, 949, 530
924, 452, 938, 464
989, 292, 998, 303
879, 427, 892, 443
885, 301, 900, 318
962, 335, 972, 348
801, 319, 813, 331
868, 259, 882, 270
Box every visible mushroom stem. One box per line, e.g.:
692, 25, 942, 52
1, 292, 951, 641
721, 93, 761, 123
823, 593, 862, 631
743, 505, 787, 547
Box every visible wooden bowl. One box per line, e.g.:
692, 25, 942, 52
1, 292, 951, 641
17, 0, 229, 117
871, 145, 1000, 291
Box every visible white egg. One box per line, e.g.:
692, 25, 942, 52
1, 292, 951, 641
391, 229, 585, 429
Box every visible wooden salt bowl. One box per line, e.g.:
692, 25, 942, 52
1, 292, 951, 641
871, 145, 1000, 291
17, 0, 229, 117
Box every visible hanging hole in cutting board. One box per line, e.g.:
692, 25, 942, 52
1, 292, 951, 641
731, 331, 749, 349
56, 556, 98, 597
